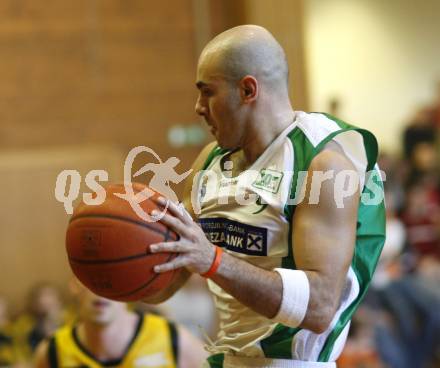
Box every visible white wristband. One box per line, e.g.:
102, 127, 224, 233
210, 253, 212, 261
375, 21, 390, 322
272, 268, 310, 328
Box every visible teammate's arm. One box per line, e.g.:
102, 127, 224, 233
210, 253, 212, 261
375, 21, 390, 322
142, 142, 217, 304
177, 325, 208, 368
34, 340, 50, 368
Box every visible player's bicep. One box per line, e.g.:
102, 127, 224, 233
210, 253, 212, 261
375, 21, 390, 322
293, 193, 357, 278
292, 146, 359, 329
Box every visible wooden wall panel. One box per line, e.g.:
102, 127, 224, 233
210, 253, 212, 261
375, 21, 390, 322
0, 147, 125, 310
244, 0, 309, 110
0, 0, 198, 152
0, 0, 309, 310
0, 1, 204, 309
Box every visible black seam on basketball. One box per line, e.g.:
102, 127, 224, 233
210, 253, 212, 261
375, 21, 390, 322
69, 214, 168, 237
69, 252, 159, 265
111, 253, 175, 298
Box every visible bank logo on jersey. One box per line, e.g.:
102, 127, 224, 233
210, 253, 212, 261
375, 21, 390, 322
246, 232, 264, 251
252, 169, 283, 194
199, 218, 267, 256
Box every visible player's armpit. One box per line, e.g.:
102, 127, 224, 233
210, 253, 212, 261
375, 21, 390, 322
293, 142, 359, 333
34, 339, 50, 368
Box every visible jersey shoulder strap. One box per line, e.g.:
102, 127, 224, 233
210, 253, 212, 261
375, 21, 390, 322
125, 314, 177, 368
285, 112, 379, 220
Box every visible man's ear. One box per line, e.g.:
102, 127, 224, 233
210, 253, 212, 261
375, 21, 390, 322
239, 75, 258, 103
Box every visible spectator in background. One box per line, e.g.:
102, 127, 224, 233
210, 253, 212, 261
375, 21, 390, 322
373, 263, 440, 368
402, 177, 440, 261
371, 190, 406, 289
13, 283, 70, 363
337, 189, 407, 368
377, 152, 407, 213
34, 279, 207, 368
158, 274, 217, 341
0, 295, 15, 366
409, 142, 439, 181
402, 107, 437, 161
432, 80, 440, 128
337, 306, 386, 368
328, 96, 342, 117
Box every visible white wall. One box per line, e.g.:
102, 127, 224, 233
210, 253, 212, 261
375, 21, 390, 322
305, 0, 440, 153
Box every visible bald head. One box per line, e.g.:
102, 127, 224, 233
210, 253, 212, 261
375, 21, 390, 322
199, 25, 289, 93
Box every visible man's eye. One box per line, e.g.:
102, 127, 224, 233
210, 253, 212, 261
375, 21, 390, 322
201, 89, 212, 96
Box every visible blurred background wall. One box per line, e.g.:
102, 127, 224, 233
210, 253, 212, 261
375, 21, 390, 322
0, 0, 310, 309
0, 0, 201, 309
305, 0, 440, 153
0, 0, 197, 151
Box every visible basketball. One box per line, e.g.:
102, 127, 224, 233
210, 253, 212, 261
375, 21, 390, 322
65, 183, 181, 302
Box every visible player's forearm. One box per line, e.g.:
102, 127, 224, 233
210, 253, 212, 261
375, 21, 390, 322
300, 270, 340, 333
210, 251, 283, 318
210, 252, 340, 333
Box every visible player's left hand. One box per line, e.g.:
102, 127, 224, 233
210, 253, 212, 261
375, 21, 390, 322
149, 196, 216, 274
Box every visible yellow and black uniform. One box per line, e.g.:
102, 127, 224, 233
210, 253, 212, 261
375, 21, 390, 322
47, 313, 178, 368
0, 329, 15, 366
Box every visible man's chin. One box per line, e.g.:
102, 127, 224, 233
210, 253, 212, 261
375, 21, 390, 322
88, 316, 113, 326
84, 310, 114, 326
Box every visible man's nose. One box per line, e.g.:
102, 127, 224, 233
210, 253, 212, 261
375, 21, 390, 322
195, 97, 206, 116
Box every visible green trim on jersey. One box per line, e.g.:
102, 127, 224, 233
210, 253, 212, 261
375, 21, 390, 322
259, 126, 317, 358
207, 353, 224, 368
201, 145, 229, 171
260, 324, 301, 358
318, 168, 385, 361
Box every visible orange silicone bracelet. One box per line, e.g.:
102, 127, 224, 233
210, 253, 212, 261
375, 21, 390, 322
201, 246, 223, 278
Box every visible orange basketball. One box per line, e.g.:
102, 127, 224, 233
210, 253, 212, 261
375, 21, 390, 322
65, 183, 181, 302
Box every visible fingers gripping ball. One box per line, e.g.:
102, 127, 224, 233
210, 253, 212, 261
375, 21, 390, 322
65, 183, 181, 302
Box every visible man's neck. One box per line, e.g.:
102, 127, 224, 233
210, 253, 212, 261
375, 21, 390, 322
241, 110, 296, 165
78, 311, 138, 362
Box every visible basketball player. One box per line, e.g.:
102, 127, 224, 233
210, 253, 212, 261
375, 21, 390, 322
145, 25, 386, 367
34, 280, 207, 368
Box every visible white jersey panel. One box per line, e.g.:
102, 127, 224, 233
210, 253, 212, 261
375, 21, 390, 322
197, 122, 297, 356
296, 111, 367, 189
291, 267, 359, 361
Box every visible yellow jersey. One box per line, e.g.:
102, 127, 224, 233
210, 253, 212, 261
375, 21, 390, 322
0, 329, 15, 366
47, 313, 177, 368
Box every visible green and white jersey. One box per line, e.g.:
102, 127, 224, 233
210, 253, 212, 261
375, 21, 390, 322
195, 111, 386, 366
